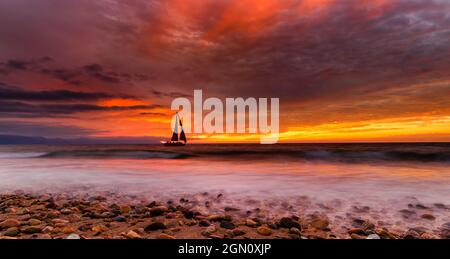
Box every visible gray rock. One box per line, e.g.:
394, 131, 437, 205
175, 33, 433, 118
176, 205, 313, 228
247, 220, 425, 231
66, 233, 81, 239
366, 234, 380, 239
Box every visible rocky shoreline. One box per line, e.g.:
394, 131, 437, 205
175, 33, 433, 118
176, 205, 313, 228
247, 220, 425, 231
0, 192, 448, 239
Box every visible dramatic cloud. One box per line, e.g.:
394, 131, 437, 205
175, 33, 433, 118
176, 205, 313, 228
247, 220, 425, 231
0, 58, 151, 85
0, 83, 118, 101
0, 100, 162, 117
0, 0, 449, 141
151, 90, 192, 99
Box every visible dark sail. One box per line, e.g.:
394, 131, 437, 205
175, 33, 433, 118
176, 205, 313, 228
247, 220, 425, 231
180, 130, 187, 142
179, 116, 186, 142
171, 132, 178, 141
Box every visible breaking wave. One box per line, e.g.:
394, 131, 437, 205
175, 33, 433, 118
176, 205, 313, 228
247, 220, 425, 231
1, 143, 450, 163
37, 150, 192, 159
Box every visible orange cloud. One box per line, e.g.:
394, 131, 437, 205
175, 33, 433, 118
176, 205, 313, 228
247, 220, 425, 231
97, 98, 148, 107
202, 0, 290, 40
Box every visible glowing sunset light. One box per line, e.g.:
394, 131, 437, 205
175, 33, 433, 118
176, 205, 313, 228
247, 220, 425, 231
0, 0, 449, 142
97, 98, 149, 107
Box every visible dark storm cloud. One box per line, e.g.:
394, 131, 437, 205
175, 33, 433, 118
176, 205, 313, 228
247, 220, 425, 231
82, 64, 152, 84
2, 0, 449, 101
0, 57, 52, 75
0, 58, 150, 85
151, 90, 192, 99
0, 83, 119, 101
0, 100, 162, 117
139, 112, 167, 117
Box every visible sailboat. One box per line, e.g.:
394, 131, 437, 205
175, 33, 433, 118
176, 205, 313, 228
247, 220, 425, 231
161, 112, 187, 146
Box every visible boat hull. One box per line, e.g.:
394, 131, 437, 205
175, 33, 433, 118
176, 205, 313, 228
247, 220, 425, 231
161, 141, 186, 146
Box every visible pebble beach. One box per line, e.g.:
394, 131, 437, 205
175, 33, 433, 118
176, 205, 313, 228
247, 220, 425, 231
1, 191, 449, 239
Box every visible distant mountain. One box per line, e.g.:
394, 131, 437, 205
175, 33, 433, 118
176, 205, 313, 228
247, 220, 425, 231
0, 135, 160, 145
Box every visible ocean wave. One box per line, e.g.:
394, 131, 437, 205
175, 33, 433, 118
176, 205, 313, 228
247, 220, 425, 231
37, 150, 192, 159
298, 150, 450, 162
193, 149, 450, 162
2, 144, 450, 163
0, 152, 48, 159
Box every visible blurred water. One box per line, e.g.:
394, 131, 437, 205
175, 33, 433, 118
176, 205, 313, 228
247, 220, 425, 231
0, 144, 449, 232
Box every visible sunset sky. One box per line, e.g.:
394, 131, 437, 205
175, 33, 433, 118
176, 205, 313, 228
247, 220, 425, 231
1, 0, 450, 142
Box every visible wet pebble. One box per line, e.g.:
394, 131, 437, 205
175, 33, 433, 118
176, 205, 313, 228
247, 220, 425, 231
66, 233, 81, 239
375, 228, 397, 239
232, 229, 246, 236
47, 211, 61, 219
224, 207, 239, 212
119, 205, 131, 214
421, 214, 436, 220
60, 208, 74, 215
147, 201, 157, 208
113, 216, 126, 222
52, 219, 69, 225
126, 230, 141, 239
145, 222, 167, 231
278, 217, 301, 229
220, 221, 235, 230
62, 226, 77, 234
245, 219, 258, 227
289, 233, 301, 239
415, 204, 428, 209
158, 233, 176, 239
199, 220, 211, 227
399, 209, 416, 218
256, 226, 272, 236
421, 232, 438, 239
0, 219, 20, 228
92, 224, 108, 233
350, 233, 366, 239
150, 206, 168, 217
28, 219, 42, 226
289, 227, 301, 235
202, 225, 217, 237
310, 218, 329, 230
3, 227, 20, 237
366, 234, 380, 239
268, 223, 279, 230
348, 228, 366, 235
403, 229, 420, 239
207, 214, 231, 222
42, 226, 54, 234
22, 226, 42, 234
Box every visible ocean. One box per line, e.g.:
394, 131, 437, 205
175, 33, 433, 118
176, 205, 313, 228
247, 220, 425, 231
0, 143, 449, 235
